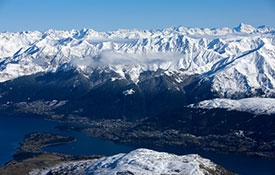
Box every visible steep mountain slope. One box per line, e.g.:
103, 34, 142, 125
30, 149, 233, 175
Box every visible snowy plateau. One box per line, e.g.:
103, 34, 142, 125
30, 148, 232, 175
0, 23, 275, 114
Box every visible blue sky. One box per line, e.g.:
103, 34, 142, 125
0, 0, 274, 32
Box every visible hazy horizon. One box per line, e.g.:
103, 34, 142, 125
0, 0, 274, 32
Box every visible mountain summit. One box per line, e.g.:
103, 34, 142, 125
234, 23, 256, 33
30, 149, 233, 175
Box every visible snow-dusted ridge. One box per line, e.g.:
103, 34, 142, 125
189, 98, 275, 115
30, 148, 230, 175
0, 23, 275, 97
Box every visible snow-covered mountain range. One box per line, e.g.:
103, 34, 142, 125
0, 24, 274, 93
30, 149, 232, 175
1, 23, 275, 115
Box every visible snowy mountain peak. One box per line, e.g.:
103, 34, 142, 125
30, 149, 232, 175
234, 23, 256, 33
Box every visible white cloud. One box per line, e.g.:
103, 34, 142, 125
70, 51, 183, 73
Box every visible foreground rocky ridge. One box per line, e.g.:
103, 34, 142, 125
30, 148, 234, 175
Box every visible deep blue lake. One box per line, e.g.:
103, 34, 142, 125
0, 115, 275, 175
0, 115, 135, 166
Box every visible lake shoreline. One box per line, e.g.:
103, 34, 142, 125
0, 132, 101, 175
52, 116, 275, 160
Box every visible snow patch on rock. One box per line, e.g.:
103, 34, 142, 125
123, 89, 135, 96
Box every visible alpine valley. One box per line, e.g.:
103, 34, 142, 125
1, 24, 275, 174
